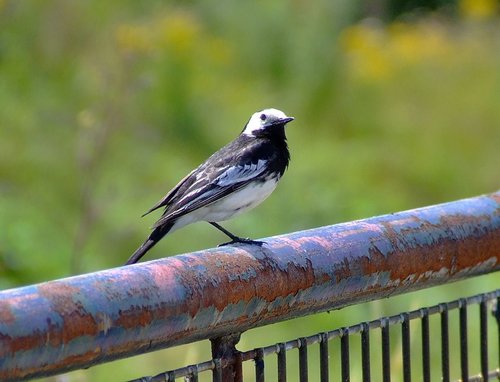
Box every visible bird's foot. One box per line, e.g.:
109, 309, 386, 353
218, 237, 264, 247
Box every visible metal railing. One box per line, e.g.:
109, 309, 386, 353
0, 192, 499, 381
134, 290, 500, 382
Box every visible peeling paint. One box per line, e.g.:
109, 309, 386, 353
0, 192, 499, 381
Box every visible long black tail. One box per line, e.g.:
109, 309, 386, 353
125, 222, 175, 265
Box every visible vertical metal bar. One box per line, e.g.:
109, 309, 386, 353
479, 298, 488, 381
213, 359, 222, 382
421, 309, 430, 382
211, 333, 241, 382
167, 370, 176, 381
187, 366, 199, 382
255, 348, 265, 382
234, 352, 243, 382
192, 365, 200, 382
277, 343, 287, 382
361, 323, 371, 382
299, 338, 308, 382
401, 314, 411, 382
341, 328, 350, 382
381, 318, 391, 382
459, 299, 469, 382
440, 304, 450, 382
320, 333, 329, 382
495, 297, 500, 377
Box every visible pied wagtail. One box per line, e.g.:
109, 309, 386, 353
126, 108, 294, 264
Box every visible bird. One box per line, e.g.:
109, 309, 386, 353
125, 108, 294, 265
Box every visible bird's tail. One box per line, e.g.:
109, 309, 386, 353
125, 222, 175, 265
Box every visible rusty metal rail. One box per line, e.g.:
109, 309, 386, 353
0, 192, 499, 381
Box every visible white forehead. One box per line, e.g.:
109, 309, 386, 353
242, 108, 289, 136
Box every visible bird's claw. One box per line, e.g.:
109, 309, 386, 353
218, 238, 264, 247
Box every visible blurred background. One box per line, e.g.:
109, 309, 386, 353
0, 0, 499, 380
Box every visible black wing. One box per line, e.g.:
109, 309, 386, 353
149, 137, 276, 228
152, 158, 269, 228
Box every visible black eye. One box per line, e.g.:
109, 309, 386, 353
260, 113, 267, 121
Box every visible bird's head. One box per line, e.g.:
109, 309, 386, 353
242, 108, 294, 138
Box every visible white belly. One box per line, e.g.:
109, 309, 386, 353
170, 179, 279, 232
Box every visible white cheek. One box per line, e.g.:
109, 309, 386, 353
243, 121, 264, 136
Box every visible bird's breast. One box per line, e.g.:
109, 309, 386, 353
190, 175, 280, 223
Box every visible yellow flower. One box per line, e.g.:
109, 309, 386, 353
459, 0, 498, 19
340, 24, 392, 81
340, 18, 458, 82
157, 12, 201, 56
115, 11, 202, 57
388, 22, 451, 65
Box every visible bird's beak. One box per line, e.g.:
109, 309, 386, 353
279, 117, 294, 125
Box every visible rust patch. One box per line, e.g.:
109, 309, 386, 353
171, 249, 317, 315
114, 305, 154, 329
0, 302, 15, 324
38, 282, 98, 345
357, 214, 499, 286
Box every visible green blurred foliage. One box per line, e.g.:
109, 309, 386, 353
0, 0, 499, 380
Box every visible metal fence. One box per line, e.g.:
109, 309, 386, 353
0, 192, 499, 381
134, 290, 500, 382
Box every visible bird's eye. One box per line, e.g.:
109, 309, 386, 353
260, 113, 267, 121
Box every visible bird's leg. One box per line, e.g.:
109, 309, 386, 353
209, 222, 264, 246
